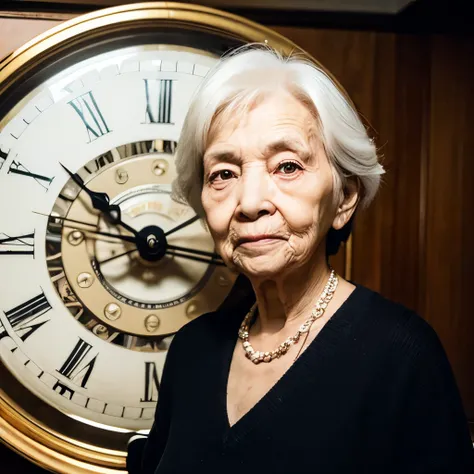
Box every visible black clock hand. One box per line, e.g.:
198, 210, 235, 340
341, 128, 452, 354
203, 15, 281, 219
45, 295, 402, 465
166, 249, 225, 266
37, 212, 222, 262
165, 215, 200, 236
59, 163, 138, 236
167, 244, 222, 260
97, 248, 138, 265
34, 212, 136, 243
59, 163, 110, 213
99, 248, 224, 266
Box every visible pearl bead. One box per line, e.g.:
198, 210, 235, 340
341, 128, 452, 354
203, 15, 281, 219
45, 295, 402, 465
238, 270, 338, 365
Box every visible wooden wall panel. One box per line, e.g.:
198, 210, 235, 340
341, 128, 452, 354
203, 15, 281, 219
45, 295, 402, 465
387, 34, 431, 312
424, 34, 474, 422
0, 18, 61, 60
275, 26, 473, 425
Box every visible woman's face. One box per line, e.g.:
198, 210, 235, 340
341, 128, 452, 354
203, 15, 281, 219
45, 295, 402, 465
201, 91, 344, 279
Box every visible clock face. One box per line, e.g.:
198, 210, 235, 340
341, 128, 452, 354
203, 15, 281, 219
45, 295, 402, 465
0, 5, 306, 472
0, 44, 237, 431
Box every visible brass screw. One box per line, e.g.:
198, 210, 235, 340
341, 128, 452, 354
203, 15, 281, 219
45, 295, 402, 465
104, 303, 121, 321
116, 168, 129, 184
186, 301, 199, 318
145, 314, 160, 333
77, 272, 94, 288
68, 230, 84, 246
152, 159, 168, 176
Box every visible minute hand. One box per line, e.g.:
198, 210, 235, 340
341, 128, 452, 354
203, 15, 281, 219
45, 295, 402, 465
60, 163, 138, 236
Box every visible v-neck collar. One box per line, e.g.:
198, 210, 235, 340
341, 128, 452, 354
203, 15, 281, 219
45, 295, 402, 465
218, 284, 369, 446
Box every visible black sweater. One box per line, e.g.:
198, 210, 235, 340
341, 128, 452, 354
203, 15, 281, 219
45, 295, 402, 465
140, 284, 473, 473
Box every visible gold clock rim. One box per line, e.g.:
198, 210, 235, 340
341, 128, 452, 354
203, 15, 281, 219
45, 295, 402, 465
0, 2, 350, 101
0, 3, 352, 473
1, 393, 124, 473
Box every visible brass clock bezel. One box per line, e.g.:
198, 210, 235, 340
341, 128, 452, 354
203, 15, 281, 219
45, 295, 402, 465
0, 3, 352, 473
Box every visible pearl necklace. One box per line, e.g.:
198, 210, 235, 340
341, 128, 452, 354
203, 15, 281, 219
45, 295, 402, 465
238, 270, 339, 364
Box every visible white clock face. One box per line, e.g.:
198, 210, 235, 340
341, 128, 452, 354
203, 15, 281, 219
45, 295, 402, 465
0, 45, 236, 431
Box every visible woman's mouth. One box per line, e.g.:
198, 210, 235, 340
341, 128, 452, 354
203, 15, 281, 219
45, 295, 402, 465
237, 235, 285, 248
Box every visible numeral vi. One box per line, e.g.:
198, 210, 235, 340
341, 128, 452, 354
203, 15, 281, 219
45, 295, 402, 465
141, 361, 160, 402
56, 338, 98, 389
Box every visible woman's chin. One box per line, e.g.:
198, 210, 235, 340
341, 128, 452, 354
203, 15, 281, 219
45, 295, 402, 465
232, 254, 291, 280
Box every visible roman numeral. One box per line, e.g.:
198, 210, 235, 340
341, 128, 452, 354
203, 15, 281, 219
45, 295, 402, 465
144, 79, 174, 124
8, 161, 54, 190
0, 232, 35, 256
69, 92, 110, 143
56, 338, 97, 389
0, 291, 51, 342
140, 361, 160, 402
0, 146, 9, 170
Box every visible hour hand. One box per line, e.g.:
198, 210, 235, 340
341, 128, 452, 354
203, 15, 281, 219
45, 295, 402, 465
60, 163, 138, 237
60, 163, 110, 213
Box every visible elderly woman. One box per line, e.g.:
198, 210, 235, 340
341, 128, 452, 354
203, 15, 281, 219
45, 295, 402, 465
139, 46, 473, 473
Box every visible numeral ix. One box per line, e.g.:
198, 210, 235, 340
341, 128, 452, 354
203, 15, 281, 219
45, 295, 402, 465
0, 232, 35, 256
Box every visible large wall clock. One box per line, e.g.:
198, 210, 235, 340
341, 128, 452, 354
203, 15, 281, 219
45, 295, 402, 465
0, 3, 346, 473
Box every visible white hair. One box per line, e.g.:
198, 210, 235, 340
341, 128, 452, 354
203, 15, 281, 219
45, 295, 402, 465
172, 44, 384, 216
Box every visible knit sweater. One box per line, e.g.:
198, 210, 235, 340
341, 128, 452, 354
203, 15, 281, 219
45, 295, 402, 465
140, 284, 473, 473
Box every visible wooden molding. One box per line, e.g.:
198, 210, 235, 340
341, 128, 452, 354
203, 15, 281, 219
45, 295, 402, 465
0, 10, 75, 20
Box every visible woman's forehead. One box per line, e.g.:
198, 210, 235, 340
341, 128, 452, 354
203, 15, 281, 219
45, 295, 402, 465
203, 135, 316, 169
207, 93, 318, 145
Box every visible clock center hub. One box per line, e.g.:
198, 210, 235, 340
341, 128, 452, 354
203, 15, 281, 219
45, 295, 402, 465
136, 225, 167, 261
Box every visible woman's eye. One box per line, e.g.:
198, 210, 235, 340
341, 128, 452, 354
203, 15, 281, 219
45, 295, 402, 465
277, 161, 302, 174
209, 169, 235, 182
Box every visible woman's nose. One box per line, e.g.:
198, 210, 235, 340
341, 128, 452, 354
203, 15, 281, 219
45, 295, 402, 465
236, 168, 276, 221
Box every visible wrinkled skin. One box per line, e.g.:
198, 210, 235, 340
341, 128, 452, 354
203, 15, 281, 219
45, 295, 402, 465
202, 92, 356, 296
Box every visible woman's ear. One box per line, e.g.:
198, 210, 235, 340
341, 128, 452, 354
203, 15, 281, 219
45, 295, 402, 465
332, 177, 360, 231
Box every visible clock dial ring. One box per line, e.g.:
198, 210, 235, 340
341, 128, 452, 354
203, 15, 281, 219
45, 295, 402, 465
0, 3, 338, 474
51, 145, 233, 342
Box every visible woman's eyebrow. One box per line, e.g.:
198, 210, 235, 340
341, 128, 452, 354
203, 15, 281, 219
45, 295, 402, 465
203, 138, 312, 167
203, 150, 241, 167
263, 138, 312, 161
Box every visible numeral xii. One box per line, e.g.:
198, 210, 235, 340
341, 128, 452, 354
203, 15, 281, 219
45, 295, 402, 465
144, 79, 174, 124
